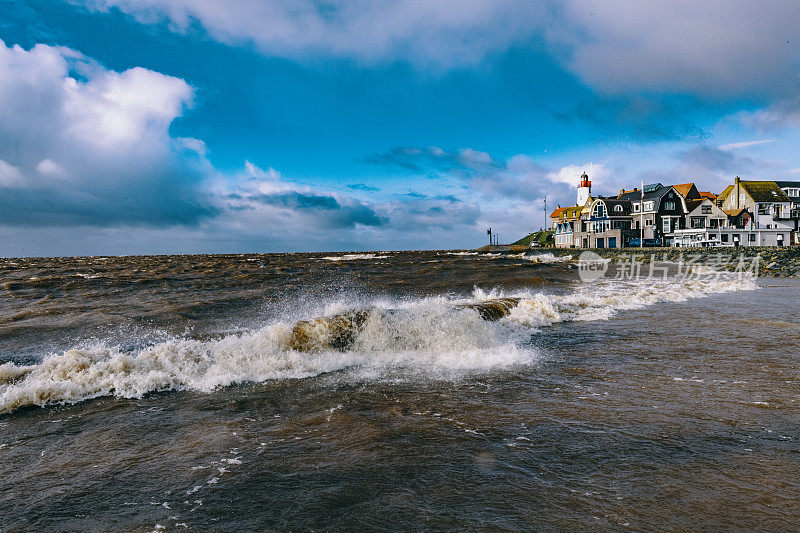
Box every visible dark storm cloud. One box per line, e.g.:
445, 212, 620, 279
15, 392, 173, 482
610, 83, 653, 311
238, 191, 386, 228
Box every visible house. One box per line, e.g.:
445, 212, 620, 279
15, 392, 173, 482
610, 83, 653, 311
572, 197, 634, 248
717, 178, 794, 231
774, 181, 800, 240
672, 198, 758, 247
616, 183, 688, 246
551, 204, 585, 247
673, 176, 797, 247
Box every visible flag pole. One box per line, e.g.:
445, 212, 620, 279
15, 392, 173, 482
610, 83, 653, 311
640, 180, 644, 248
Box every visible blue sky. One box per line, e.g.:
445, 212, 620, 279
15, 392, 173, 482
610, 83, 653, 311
1, 0, 800, 255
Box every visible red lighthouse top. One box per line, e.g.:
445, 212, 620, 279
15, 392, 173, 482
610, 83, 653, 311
579, 172, 591, 188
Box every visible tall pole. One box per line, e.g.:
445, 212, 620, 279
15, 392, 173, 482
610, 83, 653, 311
543, 196, 547, 231
640, 180, 644, 248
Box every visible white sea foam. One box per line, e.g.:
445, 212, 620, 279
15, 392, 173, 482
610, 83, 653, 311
0, 273, 757, 413
322, 253, 389, 261
521, 253, 572, 263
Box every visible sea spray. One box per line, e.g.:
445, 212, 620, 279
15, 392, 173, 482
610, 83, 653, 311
0, 273, 758, 414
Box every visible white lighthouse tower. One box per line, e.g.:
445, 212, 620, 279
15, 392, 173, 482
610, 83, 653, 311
577, 172, 592, 206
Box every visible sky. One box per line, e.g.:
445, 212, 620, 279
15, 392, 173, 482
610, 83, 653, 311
1, 0, 800, 256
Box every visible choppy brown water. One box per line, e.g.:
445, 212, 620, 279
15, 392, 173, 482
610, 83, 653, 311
0, 251, 798, 531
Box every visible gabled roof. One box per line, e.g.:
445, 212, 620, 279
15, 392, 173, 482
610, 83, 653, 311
698, 191, 716, 200
550, 205, 583, 220
739, 181, 791, 202
716, 185, 734, 205
602, 198, 632, 216
672, 183, 701, 199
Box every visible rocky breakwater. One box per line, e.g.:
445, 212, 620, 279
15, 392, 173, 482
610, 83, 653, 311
571, 247, 800, 277
473, 247, 800, 277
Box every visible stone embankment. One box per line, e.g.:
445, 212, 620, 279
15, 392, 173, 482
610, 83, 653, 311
476, 246, 800, 277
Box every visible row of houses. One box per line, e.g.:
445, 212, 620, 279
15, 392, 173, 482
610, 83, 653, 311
550, 173, 800, 248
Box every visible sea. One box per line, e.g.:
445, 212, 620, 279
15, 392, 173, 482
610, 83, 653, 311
0, 251, 798, 531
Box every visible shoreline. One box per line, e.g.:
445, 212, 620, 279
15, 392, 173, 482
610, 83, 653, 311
475, 245, 800, 277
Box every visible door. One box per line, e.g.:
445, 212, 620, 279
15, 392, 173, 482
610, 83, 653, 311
596, 238, 604, 249
608, 237, 617, 248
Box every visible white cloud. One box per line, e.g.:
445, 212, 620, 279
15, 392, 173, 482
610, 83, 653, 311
553, 0, 800, 98
0, 159, 25, 188
719, 139, 776, 151
77, 0, 544, 68
76, 0, 800, 102
0, 38, 209, 226
35, 159, 70, 180
547, 162, 611, 189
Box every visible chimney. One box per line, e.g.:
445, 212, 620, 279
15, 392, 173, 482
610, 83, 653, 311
620, 189, 624, 195
735, 176, 740, 209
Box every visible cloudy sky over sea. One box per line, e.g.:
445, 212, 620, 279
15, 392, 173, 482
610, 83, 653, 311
2, 0, 800, 255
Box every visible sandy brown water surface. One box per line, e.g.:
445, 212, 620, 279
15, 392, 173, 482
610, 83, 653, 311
0, 251, 798, 531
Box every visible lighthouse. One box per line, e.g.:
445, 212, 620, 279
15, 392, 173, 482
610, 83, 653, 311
577, 172, 591, 206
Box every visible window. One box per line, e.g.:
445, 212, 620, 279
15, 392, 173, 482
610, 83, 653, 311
633, 203, 640, 212
663, 218, 671, 232
740, 193, 746, 203
664, 201, 676, 210
758, 203, 769, 215
645, 218, 653, 226
591, 202, 607, 218
721, 234, 729, 242
691, 217, 705, 229
749, 233, 756, 242
709, 218, 722, 228
613, 204, 623, 213
701, 205, 712, 214
645, 201, 654, 210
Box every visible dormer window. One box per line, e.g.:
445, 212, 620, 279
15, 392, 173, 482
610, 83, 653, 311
633, 203, 640, 212
613, 204, 623, 213
591, 202, 607, 218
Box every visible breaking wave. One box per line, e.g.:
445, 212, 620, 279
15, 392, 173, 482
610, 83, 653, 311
0, 274, 757, 414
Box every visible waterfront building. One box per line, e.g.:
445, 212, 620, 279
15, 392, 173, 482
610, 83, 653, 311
717, 178, 794, 231
616, 184, 687, 246
572, 197, 633, 248
551, 173, 594, 248
548, 175, 799, 249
